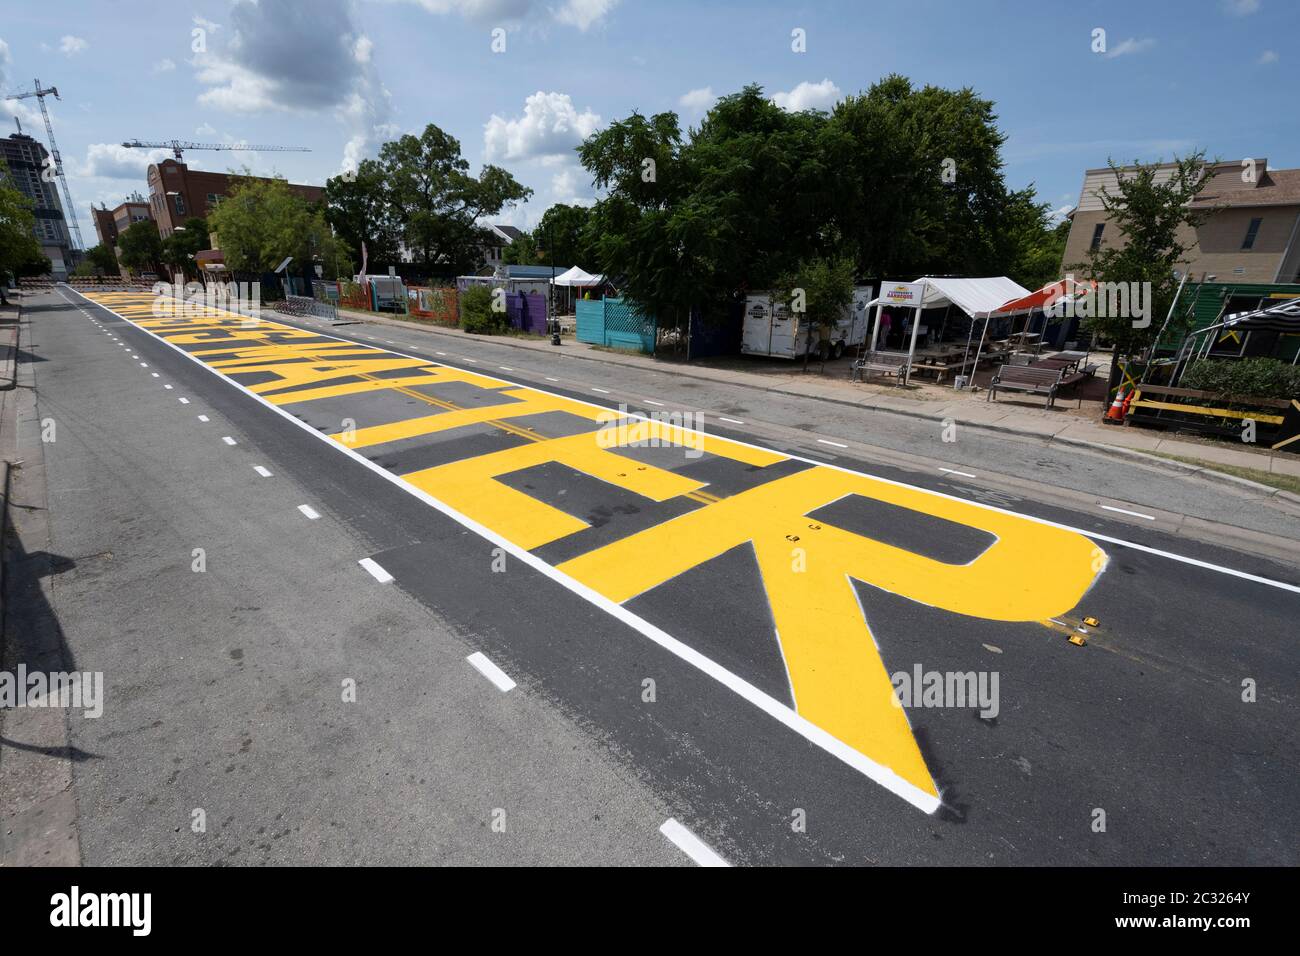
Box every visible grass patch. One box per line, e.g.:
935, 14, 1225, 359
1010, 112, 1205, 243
1146, 451, 1300, 496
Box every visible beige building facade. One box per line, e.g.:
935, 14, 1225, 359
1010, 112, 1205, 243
1061, 158, 1300, 285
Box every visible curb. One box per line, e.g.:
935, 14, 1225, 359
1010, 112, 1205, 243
0, 318, 16, 391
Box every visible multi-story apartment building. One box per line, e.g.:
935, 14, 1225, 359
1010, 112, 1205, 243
0, 131, 74, 277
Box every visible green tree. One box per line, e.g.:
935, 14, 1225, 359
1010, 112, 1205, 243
324, 158, 400, 267
380, 124, 531, 275
458, 283, 506, 334
207, 172, 343, 276
824, 75, 1018, 280
0, 173, 46, 300
161, 217, 209, 281
80, 242, 121, 276
1080, 153, 1208, 359
777, 256, 855, 369
118, 219, 163, 275
999, 191, 1069, 291
535, 203, 596, 267
502, 231, 539, 266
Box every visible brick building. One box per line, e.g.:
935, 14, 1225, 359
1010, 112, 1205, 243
91, 191, 153, 246
146, 159, 324, 238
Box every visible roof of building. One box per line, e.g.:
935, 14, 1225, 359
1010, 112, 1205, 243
1190, 167, 1300, 209
493, 224, 524, 242
506, 264, 574, 279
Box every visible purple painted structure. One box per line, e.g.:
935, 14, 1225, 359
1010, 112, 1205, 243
506, 292, 548, 335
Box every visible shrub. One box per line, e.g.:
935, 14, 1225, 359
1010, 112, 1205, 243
1181, 357, 1300, 401
459, 284, 507, 334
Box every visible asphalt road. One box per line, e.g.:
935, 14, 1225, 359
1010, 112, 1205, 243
9, 287, 1298, 866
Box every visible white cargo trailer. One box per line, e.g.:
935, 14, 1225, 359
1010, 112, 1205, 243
741, 285, 873, 360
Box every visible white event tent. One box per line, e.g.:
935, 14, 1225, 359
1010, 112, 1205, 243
865, 276, 1032, 385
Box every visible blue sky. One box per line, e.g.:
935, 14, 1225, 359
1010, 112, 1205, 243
1, 0, 1296, 248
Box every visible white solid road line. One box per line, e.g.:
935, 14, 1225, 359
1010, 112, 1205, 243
659, 818, 729, 867
466, 651, 517, 692
297, 504, 321, 520
817, 438, 848, 448
253, 465, 273, 477
358, 557, 394, 584
222, 436, 237, 445
940, 467, 978, 478
1101, 504, 1156, 521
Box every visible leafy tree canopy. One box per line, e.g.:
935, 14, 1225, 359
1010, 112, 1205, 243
207, 172, 342, 275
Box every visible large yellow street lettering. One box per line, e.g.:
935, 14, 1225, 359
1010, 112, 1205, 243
556, 466, 1106, 800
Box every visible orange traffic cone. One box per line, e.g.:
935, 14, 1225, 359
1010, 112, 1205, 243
1106, 387, 1128, 423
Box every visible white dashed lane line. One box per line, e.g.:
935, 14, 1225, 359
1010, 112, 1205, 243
592, 387, 610, 394
718, 417, 745, 425
939, 467, 977, 478
658, 818, 729, 867
197, 415, 209, 422
466, 652, 516, 692
297, 504, 321, 520
252, 465, 273, 477
222, 436, 237, 445
643, 399, 665, 407
1100, 504, 1156, 521
357, 557, 393, 584
817, 438, 848, 449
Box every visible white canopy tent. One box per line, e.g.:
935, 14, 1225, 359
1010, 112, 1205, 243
550, 266, 605, 287
864, 277, 1032, 385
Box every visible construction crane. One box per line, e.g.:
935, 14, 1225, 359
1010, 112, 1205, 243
121, 139, 312, 162
4, 78, 85, 250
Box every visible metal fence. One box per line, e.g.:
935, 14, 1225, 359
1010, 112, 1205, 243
276, 294, 337, 321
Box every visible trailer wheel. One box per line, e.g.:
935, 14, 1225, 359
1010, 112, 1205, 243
815, 340, 831, 362
832, 340, 845, 360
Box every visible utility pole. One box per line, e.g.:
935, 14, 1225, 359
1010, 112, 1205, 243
4, 78, 85, 250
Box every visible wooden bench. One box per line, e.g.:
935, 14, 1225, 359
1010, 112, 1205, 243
851, 351, 910, 383
987, 364, 1065, 407
1058, 363, 1099, 391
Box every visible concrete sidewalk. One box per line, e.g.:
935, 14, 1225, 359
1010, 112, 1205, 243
334, 306, 1300, 492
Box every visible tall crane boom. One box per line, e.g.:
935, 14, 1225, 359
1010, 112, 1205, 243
121, 139, 312, 162
4, 78, 85, 250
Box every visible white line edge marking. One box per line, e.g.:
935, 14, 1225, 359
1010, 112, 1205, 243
499, 366, 513, 371
719, 417, 745, 424
358, 557, 393, 583
466, 651, 516, 692
253, 465, 272, 477
546, 377, 559, 382
592, 387, 610, 393
817, 439, 848, 448
940, 467, 977, 478
72, 291, 1300, 810
1101, 504, 1157, 521
298, 504, 321, 520
659, 818, 729, 867
644, 399, 665, 406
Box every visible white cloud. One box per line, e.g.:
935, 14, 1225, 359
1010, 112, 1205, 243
395, 0, 617, 30
552, 0, 619, 31
678, 86, 716, 114
484, 91, 601, 162
59, 35, 88, 56
195, 122, 217, 136
549, 165, 593, 205
1104, 37, 1156, 59
193, 1, 379, 114
0, 39, 44, 128
1258, 49, 1279, 64
1222, 0, 1260, 15
771, 79, 842, 112
78, 143, 171, 179
193, 15, 221, 32
153, 58, 177, 73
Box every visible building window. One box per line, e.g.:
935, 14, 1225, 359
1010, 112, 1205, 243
174, 194, 186, 216
1241, 217, 1262, 250
1089, 223, 1105, 251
